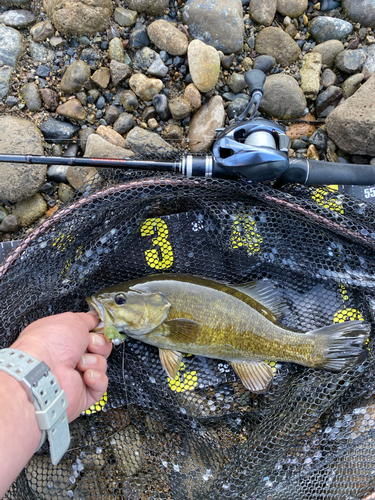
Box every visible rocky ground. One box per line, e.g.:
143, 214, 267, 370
0, 0, 375, 242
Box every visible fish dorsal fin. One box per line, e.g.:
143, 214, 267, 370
231, 361, 274, 393
231, 281, 288, 321
159, 348, 182, 379
164, 319, 201, 343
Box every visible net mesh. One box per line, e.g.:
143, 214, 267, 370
2, 169, 375, 500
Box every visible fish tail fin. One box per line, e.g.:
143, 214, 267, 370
311, 320, 370, 372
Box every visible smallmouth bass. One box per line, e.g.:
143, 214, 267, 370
87, 274, 370, 393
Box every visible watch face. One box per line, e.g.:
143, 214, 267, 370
339, 185, 375, 204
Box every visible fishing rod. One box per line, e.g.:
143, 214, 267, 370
0, 69, 374, 187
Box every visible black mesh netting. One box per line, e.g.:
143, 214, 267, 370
2, 169, 375, 500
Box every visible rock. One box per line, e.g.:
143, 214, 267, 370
84, 133, 134, 158
40, 118, 80, 142
14, 193, 47, 226
320, 68, 337, 88
58, 183, 75, 203
222, 54, 236, 69
126, 0, 168, 16
0, 25, 24, 99
188, 39, 220, 93
120, 89, 139, 111
255, 27, 301, 66
259, 74, 307, 119
342, 0, 375, 30
309, 128, 327, 150
104, 105, 120, 125
108, 37, 125, 63
253, 55, 276, 73
124, 127, 176, 155
148, 19, 188, 56
227, 73, 246, 94
0, 206, 9, 223
91, 67, 111, 88
277, 0, 308, 17
148, 58, 168, 77
114, 7, 137, 26
342, 73, 365, 98
129, 73, 163, 101
43, 0, 113, 36
66, 165, 98, 190
335, 49, 367, 74
128, 24, 150, 49
56, 98, 86, 120
36, 64, 51, 77
300, 52, 322, 99
133, 47, 165, 75
29, 41, 55, 64
60, 60, 91, 93
109, 60, 131, 86
96, 125, 125, 148
30, 20, 54, 42
0, 9, 35, 28
363, 44, 375, 77
153, 93, 170, 120
20, 83, 41, 111
286, 111, 317, 139
0, 214, 20, 232
168, 97, 191, 120
227, 97, 249, 119
249, 0, 277, 26
311, 40, 344, 68
308, 17, 353, 44
321, 0, 341, 10
0, 0, 30, 5
163, 123, 183, 142
4, 96, 18, 107
326, 76, 375, 155
47, 165, 69, 183
183, 0, 244, 54
79, 127, 95, 152
184, 83, 201, 111
113, 113, 135, 134
187, 95, 225, 152
315, 85, 342, 116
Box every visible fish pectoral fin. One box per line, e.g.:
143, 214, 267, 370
164, 319, 201, 343
231, 361, 274, 394
159, 348, 182, 379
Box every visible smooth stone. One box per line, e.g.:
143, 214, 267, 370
40, 118, 80, 142
260, 74, 307, 119
129, 73, 163, 101
315, 85, 343, 116
163, 123, 183, 141
58, 183, 75, 203
222, 92, 249, 102
0, 9, 35, 28
308, 17, 353, 44
60, 60, 91, 93
227, 73, 246, 94
335, 48, 367, 74
43, 0, 113, 36
113, 113, 135, 134
4, 96, 18, 107
96, 125, 125, 148
320, 68, 337, 88
104, 105, 120, 125
128, 24, 150, 49
253, 55, 276, 73
249, 0, 277, 26
66, 165, 98, 190
0, 214, 20, 232
188, 95, 225, 152
363, 44, 375, 76
255, 27, 301, 66
168, 97, 191, 120
277, 0, 308, 17
120, 89, 139, 111
148, 59, 168, 77
48, 165, 69, 183
148, 19, 188, 56
114, 7, 137, 26
79, 127, 95, 153
133, 46, 160, 70
56, 98, 86, 120
184, 83, 201, 111
320, 0, 341, 10
309, 128, 327, 150
30, 20, 54, 42
20, 83, 41, 111
0, 206, 9, 223
341, 73, 365, 98
342, 0, 375, 30
183, 0, 244, 54
84, 133, 134, 158
108, 37, 125, 63
125, 0, 168, 16
109, 60, 131, 86
311, 39, 344, 68
29, 41, 55, 63
300, 52, 322, 99
124, 126, 176, 155
91, 67, 111, 88
14, 193, 47, 226
0, 25, 24, 99
36, 65, 51, 77
153, 93, 170, 120
326, 75, 375, 155
188, 39, 220, 93
292, 139, 308, 149
227, 97, 249, 120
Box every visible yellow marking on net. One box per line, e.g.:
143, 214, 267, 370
311, 186, 344, 215
168, 362, 198, 393
83, 391, 108, 415
333, 308, 364, 323
230, 214, 263, 254
141, 218, 174, 269
52, 232, 76, 251
264, 360, 278, 375
339, 285, 349, 302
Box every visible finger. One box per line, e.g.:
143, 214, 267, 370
87, 333, 113, 358
74, 312, 100, 332
77, 353, 107, 373
83, 370, 109, 407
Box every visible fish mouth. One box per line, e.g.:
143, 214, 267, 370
86, 295, 115, 327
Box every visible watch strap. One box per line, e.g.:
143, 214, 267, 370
0, 348, 70, 465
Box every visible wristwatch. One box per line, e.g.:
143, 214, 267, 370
0, 348, 70, 465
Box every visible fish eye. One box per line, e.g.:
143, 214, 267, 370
115, 294, 127, 305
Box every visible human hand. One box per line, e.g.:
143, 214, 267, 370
11, 312, 112, 422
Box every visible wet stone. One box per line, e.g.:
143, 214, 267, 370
308, 16, 353, 44
120, 89, 139, 111
227, 97, 249, 120
58, 183, 75, 203
342, 0, 375, 30
40, 118, 80, 142
227, 73, 246, 94
222, 54, 236, 70
60, 60, 91, 93
113, 113, 135, 134
253, 55, 276, 73
309, 128, 327, 150
335, 49, 367, 74
104, 105, 120, 124
109, 60, 132, 85
321, 68, 337, 88
342, 73, 364, 98
128, 24, 150, 49
315, 85, 343, 116
0, 25, 24, 99
30, 20, 54, 42
47, 165, 69, 183
321, 0, 341, 10
36, 65, 51, 77
29, 41, 55, 63
40, 88, 59, 110
0, 9, 35, 28
153, 93, 170, 120
4, 96, 18, 107
20, 83, 42, 112
0, 214, 20, 232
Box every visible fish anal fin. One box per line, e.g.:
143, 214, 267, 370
159, 348, 182, 379
231, 361, 274, 394
164, 319, 201, 343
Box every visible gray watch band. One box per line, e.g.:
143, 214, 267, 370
0, 348, 70, 465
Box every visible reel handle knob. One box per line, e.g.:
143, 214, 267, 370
244, 69, 266, 96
